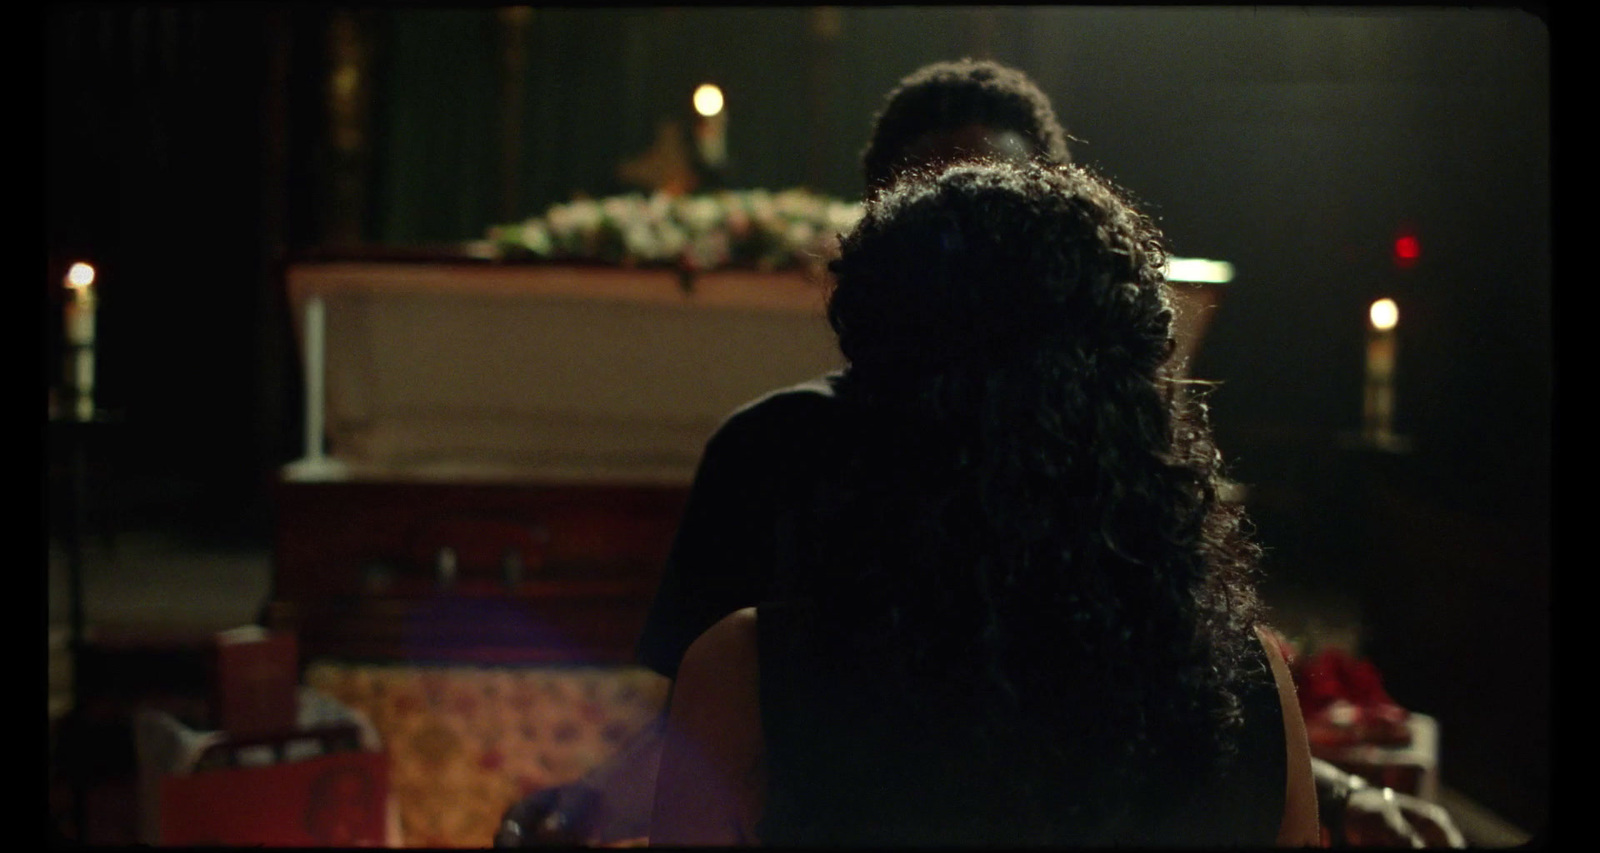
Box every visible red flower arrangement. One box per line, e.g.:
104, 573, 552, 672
1291, 645, 1412, 751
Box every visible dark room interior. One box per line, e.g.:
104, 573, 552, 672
45, 6, 1549, 847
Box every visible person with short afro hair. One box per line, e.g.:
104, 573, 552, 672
860, 58, 1074, 194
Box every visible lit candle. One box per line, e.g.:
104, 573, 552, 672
64, 262, 96, 344
63, 262, 97, 420
693, 83, 727, 169
1364, 297, 1398, 443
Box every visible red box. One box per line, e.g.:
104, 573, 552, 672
160, 749, 390, 846
213, 627, 300, 737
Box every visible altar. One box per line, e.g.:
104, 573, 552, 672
283, 259, 839, 480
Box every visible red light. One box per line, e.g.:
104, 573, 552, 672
1394, 234, 1420, 268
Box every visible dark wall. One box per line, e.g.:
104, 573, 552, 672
46, 6, 302, 538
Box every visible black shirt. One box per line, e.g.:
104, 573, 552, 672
634, 374, 845, 679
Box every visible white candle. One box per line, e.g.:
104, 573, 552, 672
1364, 298, 1399, 442
64, 262, 97, 420
693, 83, 727, 168
304, 295, 327, 461
72, 350, 95, 421
64, 262, 96, 345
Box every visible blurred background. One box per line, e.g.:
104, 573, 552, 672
45, 5, 1549, 845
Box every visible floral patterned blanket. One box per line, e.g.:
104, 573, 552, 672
304, 660, 669, 847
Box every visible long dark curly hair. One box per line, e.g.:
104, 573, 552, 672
861, 59, 1074, 193
790, 160, 1265, 843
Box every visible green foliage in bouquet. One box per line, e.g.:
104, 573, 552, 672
487, 188, 864, 272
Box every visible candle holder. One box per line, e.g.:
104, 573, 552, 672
281, 293, 350, 483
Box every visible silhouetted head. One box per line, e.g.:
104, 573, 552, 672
830, 159, 1170, 378
861, 59, 1073, 194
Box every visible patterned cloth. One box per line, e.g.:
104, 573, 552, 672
305, 660, 669, 848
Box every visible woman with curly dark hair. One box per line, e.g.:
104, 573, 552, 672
651, 160, 1319, 845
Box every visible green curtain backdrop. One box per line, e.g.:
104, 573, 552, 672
372, 9, 500, 244
364, 7, 1010, 245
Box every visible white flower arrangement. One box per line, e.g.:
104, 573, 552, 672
487, 188, 864, 273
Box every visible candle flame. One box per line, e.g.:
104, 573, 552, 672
67, 262, 96, 289
693, 84, 724, 118
1370, 298, 1399, 331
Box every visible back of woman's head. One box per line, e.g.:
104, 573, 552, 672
862, 59, 1073, 192
800, 161, 1264, 842
831, 161, 1169, 383
823, 160, 1198, 636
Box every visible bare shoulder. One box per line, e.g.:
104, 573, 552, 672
1254, 623, 1321, 846
654, 607, 766, 843
680, 607, 760, 679
688, 604, 761, 659
1252, 623, 1299, 731
1253, 624, 1303, 719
